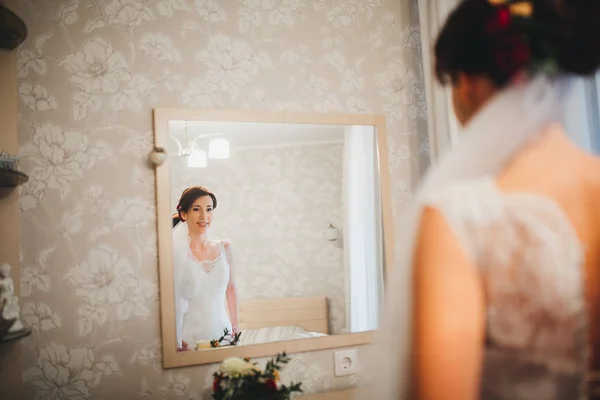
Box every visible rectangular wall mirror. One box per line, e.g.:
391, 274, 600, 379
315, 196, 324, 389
153, 109, 394, 368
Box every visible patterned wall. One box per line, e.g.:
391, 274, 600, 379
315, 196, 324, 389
13, 0, 427, 398
170, 142, 347, 334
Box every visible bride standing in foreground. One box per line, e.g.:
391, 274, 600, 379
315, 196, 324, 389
369, 0, 600, 399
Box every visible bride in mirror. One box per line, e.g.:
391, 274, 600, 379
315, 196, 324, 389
172, 186, 239, 351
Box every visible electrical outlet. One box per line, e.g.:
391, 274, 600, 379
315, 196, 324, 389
334, 349, 358, 377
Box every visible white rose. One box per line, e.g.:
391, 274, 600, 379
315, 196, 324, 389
219, 357, 259, 377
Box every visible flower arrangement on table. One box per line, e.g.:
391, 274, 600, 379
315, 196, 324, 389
212, 352, 303, 400
195, 328, 242, 350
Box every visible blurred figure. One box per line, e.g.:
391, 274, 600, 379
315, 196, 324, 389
371, 0, 600, 399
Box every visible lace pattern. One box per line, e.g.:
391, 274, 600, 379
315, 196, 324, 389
188, 241, 223, 273
179, 239, 232, 343
423, 177, 589, 400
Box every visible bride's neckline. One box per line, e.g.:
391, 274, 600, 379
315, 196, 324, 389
187, 240, 222, 268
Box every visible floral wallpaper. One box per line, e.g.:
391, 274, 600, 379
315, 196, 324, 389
10, 0, 427, 398
170, 142, 347, 334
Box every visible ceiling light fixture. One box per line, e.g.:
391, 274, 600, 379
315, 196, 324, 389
208, 137, 230, 159
187, 149, 207, 168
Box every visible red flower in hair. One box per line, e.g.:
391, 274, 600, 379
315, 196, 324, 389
486, 6, 511, 33
494, 36, 531, 76
485, 4, 532, 78
497, 8, 511, 28
511, 41, 531, 66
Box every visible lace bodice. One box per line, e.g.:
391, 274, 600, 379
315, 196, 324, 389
177, 240, 232, 344
423, 177, 589, 400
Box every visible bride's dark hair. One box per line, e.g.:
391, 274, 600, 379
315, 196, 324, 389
172, 186, 217, 227
434, 0, 600, 87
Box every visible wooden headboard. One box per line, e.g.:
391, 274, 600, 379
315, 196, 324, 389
239, 296, 329, 334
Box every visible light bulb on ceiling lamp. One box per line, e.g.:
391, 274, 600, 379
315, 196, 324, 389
187, 149, 207, 168
208, 136, 230, 159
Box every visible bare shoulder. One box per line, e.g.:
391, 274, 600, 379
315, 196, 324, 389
578, 155, 600, 203
591, 155, 600, 186
588, 156, 600, 219
416, 206, 466, 265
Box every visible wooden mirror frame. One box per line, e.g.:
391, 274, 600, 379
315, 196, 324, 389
152, 109, 395, 368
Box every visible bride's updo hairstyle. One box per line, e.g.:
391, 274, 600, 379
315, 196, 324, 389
172, 186, 217, 227
434, 0, 600, 87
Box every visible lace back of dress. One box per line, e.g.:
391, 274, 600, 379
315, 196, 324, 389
423, 178, 589, 399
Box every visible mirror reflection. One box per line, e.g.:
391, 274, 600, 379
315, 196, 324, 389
167, 120, 385, 352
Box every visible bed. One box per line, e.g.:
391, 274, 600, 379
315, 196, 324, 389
237, 296, 330, 346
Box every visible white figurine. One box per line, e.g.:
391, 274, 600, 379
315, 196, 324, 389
0, 263, 24, 332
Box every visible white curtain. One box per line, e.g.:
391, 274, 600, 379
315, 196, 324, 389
343, 125, 384, 333
562, 73, 600, 154
418, 0, 461, 163
591, 75, 600, 153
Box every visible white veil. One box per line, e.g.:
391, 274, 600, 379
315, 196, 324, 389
172, 220, 190, 348
364, 74, 575, 399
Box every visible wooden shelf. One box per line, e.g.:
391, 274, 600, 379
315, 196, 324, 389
0, 328, 31, 344
0, 5, 27, 50
0, 169, 28, 187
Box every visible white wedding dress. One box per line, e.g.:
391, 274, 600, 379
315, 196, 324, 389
369, 76, 590, 399
422, 176, 588, 399
174, 234, 232, 347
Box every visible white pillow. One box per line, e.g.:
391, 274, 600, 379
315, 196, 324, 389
238, 325, 326, 346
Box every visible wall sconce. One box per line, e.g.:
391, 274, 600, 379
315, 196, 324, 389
209, 137, 230, 159
326, 224, 340, 241
148, 147, 167, 166
187, 148, 207, 168
170, 131, 230, 164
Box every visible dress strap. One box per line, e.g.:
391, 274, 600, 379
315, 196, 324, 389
216, 240, 225, 259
